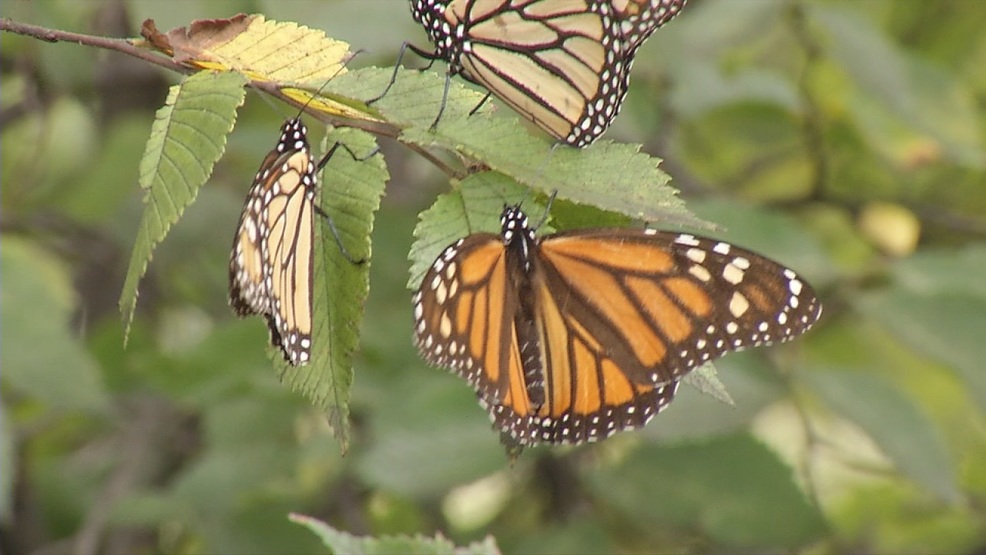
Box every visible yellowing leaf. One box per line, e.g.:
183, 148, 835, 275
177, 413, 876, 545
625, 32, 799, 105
138, 15, 375, 120
140, 14, 349, 82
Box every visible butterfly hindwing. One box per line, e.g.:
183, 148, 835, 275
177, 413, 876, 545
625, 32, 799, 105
536, 229, 821, 385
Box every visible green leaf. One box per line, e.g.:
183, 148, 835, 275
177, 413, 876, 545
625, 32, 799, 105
814, 6, 985, 168
119, 70, 247, 339
407, 172, 534, 289
289, 513, 501, 555
891, 245, 986, 299
587, 434, 827, 549
272, 128, 386, 450
860, 290, 986, 414
803, 369, 959, 504
330, 67, 706, 227
0, 237, 108, 412
683, 364, 734, 406
357, 374, 507, 497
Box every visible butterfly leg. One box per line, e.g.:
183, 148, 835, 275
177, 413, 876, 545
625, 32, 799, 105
313, 204, 366, 265
429, 71, 453, 132
366, 42, 440, 105
533, 191, 559, 230
314, 141, 379, 265
468, 92, 492, 117
315, 141, 379, 171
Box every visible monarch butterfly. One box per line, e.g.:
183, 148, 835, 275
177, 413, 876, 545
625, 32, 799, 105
408, 0, 687, 146
229, 118, 319, 365
412, 205, 822, 445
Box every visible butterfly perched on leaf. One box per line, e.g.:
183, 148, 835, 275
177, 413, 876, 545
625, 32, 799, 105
412, 204, 822, 445
409, 0, 687, 146
229, 118, 320, 366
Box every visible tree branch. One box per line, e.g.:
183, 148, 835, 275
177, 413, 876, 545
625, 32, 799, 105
0, 17, 188, 75
0, 17, 466, 180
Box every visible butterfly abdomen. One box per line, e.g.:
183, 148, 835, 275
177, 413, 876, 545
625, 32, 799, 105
502, 207, 548, 410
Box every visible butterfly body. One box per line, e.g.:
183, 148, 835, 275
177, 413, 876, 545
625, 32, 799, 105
230, 118, 316, 365
409, 0, 687, 146
413, 205, 821, 445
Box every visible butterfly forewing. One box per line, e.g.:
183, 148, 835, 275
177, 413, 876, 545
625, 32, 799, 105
537, 229, 821, 385
616, 0, 688, 49
410, 0, 687, 146
413, 205, 821, 446
229, 119, 317, 365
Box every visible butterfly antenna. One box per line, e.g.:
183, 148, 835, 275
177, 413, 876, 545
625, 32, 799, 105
314, 203, 366, 265
364, 41, 451, 132
243, 50, 363, 121
292, 49, 365, 120
533, 190, 558, 230
529, 140, 563, 186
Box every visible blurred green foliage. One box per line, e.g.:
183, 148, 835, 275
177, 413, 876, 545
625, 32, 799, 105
2, 0, 985, 554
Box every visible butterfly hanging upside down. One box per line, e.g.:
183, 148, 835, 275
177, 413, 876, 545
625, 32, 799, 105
407, 0, 688, 146
229, 119, 365, 366
229, 119, 318, 365
412, 205, 822, 445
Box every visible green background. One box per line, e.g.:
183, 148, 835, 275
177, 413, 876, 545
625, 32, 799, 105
2, 0, 985, 553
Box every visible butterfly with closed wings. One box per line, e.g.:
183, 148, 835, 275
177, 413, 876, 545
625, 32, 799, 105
407, 0, 687, 146
229, 119, 320, 365
412, 204, 822, 445
229, 118, 366, 366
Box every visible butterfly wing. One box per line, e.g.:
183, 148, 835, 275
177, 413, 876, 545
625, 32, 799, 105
500, 227, 819, 445
230, 149, 281, 319
413, 234, 538, 419
413, 224, 688, 445
456, 0, 616, 145
229, 119, 317, 365
615, 0, 688, 51
412, 0, 687, 146
498, 255, 681, 444
535, 229, 822, 387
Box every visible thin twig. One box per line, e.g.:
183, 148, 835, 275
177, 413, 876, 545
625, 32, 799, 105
71, 400, 165, 555
0, 17, 187, 75
787, 3, 829, 201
